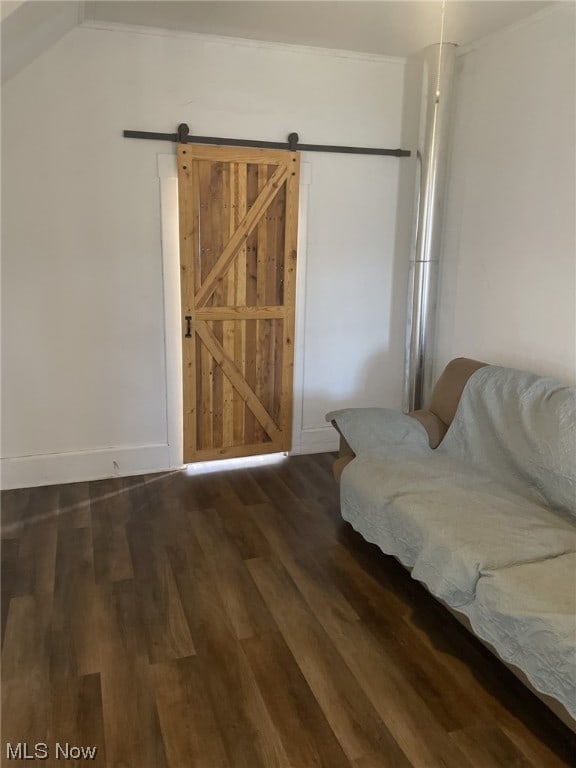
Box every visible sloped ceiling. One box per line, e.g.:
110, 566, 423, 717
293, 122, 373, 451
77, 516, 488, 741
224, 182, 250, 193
1, 2, 28, 22
1, 1, 81, 83
2, 1, 552, 85
83, 1, 552, 57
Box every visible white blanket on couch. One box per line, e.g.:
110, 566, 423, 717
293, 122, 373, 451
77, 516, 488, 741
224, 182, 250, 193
327, 365, 576, 715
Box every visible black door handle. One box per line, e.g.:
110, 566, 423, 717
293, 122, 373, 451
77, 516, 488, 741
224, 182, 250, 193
185, 316, 192, 338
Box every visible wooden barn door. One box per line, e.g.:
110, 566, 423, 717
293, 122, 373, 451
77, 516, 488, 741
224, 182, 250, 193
177, 145, 300, 463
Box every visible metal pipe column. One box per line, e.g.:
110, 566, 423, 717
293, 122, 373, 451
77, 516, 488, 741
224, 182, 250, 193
404, 43, 457, 412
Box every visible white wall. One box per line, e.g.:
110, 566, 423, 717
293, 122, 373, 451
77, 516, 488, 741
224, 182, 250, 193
436, 5, 576, 383
1, 24, 406, 488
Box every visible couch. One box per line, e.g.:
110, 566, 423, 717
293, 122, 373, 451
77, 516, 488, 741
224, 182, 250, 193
327, 358, 576, 730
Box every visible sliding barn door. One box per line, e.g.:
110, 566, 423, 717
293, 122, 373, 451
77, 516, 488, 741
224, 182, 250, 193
177, 145, 300, 463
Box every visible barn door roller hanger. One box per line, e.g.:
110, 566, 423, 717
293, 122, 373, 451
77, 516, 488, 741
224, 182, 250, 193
123, 123, 411, 157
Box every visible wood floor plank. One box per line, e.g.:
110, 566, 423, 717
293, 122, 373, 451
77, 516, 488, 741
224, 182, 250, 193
311, 450, 339, 473
58, 481, 92, 528
247, 555, 413, 767
1, 546, 33, 601
190, 507, 277, 640
275, 456, 315, 498
1, 457, 573, 767
225, 646, 293, 768
249, 465, 339, 546
1, 538, 29, 645
51, 526, 100, 678
125, 473, 176, 521
180, 470, 223, 508
503, 724, 575, 768
153, 656, 231, 768
50, 673, 107, 767
450, 725, 536, 768
90, 480, 133, 584
323, 543, 485, 732
242, 629, 351, 768
127, 520, 196, 663
293, 453, 342, 497
248, 528, 475, 768
190, 474, 272, 559
16, 486, 59, 533
295, 584, 476, 768
1, 537, 20, 559
289, 453, 333, 492
393, 577, 576, 766
248, 502, 360, 624
2, 596, 51, 755
97, 580, 168, 768
214, 495, 272, 560
330, 533, 576, 766
1, 487, 31, 537
19, 520, 58, 598
225, 468, 269, 505
164, 518, 291, 768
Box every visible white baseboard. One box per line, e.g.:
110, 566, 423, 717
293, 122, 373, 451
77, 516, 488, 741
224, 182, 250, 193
1, 429, 338, 489
291, 427, 339, 455
0, 444, 173, 490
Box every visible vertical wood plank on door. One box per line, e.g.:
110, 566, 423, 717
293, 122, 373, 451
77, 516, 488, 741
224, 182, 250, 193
263, 320, 274, 443
273, 318, 283, 426
233, 319, 246, 446
223, 164, 236, 447
256, 166, 269, 308
211, 164, 225, 450
236, 163, 248, 310
176, 147, 199, 460
198, 160, 213, 452
279, 153, 300, 449
212, 321, 224, 450
255, 167, 268, 444
195, 333, 203, 451
200, 326, 214, 451
266, 176, 284, 432
234, 164, 248, 445
265, 164, 283, 306
244, 164, 259, 446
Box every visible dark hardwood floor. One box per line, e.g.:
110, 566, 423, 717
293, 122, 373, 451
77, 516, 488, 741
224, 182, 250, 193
2, 453, 574, 767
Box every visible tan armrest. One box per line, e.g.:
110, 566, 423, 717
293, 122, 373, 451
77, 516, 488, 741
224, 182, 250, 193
338, 433, 355, 458
333, 455, 354, 483
330, 356, 489, 480
429, 357, 487, 426
330, 421, 356, 482
408, 409, 448, 449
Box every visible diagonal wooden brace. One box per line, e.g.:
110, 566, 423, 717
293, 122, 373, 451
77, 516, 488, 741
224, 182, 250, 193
194, 164, 288, 307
